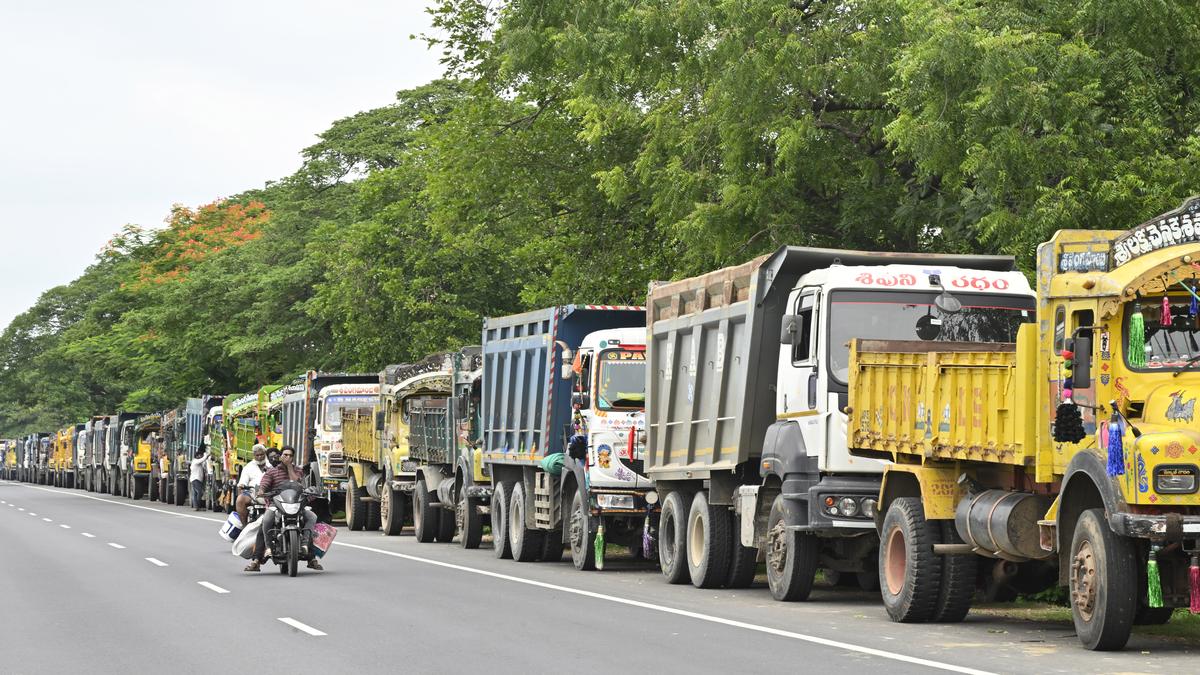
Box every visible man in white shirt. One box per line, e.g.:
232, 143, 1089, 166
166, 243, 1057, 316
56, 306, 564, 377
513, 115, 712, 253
235, 444, 272, 527
189, 449, 208, 511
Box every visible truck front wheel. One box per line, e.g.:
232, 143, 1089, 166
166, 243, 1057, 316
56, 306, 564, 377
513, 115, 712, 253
658, 491, 692, 584
765, 494, 818, 601
1069, 508, 1136, 650
380, 483, 405, 536
568, 488, 596, 571
346, 474, 367, 531
457, 487, 483, 549
413, 478, 438, 542
880, 497, 942, 623
686, 491, 732, 588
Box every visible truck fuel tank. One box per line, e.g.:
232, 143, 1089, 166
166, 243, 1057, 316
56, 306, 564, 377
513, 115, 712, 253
955, 490, 1052, 561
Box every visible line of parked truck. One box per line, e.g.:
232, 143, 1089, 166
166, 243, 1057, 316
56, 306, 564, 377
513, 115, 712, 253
7, 199, 1200, 651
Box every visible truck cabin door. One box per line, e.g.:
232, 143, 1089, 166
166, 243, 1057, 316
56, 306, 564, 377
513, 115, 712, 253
778, 289, 826, 463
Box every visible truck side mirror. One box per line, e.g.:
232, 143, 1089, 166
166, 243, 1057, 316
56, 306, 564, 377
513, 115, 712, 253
375, 410, 385, 432
781, 314, 800, 345
1072, 335, 1092, 389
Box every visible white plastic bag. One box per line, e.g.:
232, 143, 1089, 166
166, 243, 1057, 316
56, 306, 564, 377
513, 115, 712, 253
231, 517, 263, 559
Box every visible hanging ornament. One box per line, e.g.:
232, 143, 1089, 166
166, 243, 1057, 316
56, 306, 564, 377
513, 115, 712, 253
594, 518, 606, 571
1148, 547, 1164, 608
1162, 296, 1173, 327
1191, 291, 1198, 317
1054, 402, 1085, 443
1190, 553, 1200, 614
1106, 412, 1125, 477
1129, 308, 1146, 367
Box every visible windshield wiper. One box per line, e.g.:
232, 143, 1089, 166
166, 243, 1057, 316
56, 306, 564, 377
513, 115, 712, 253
1174, 353, 1200, 377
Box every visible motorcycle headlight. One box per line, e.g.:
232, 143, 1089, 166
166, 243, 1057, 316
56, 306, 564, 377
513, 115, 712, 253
280, 502, 302, 515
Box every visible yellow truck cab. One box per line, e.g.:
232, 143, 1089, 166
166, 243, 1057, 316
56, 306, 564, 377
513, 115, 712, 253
849, 198, 1200, 650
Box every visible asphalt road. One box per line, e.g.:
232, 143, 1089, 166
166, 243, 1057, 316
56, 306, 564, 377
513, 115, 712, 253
2, 480, 1198, 674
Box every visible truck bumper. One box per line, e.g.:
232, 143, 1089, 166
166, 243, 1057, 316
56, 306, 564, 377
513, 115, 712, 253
1109, 511, 1200, 543
784, 475, 880, 535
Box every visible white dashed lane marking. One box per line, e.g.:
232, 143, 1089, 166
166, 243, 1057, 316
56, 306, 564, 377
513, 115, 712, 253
107, 543, 125, 549
81, 533, 95, 538
277, 618, 326, 636
197, 582, 229, 594
145, 558, 168, 567
59, 524, 70, 529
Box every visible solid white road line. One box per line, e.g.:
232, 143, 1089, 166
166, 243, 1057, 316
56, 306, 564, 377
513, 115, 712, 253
145, 558, 168, 567
24, 485, 221, 522
81, 533, 95, 538
107, 543, 125, 549
332, 541, 994, 675
197, 581, 229, 594
277, 618, 326, 637
59, 524, 70, 529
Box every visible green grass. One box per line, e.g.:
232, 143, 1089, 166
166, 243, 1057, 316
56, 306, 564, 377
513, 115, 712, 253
973, 601, 1200, 640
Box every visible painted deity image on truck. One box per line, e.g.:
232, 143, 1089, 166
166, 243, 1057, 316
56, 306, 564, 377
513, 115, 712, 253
849, 198, 1200, 650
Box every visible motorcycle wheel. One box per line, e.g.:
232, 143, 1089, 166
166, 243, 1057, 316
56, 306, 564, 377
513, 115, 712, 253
287, 529, 299, 577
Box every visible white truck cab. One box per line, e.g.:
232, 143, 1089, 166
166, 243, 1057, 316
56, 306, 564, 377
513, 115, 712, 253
313, 382, 381, 485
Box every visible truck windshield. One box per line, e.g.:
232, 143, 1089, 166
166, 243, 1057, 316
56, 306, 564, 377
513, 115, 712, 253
828, 290, 1034, 384
1127, 297, 1200, 369
596, 349, 647, 410
322, 395, 378, 431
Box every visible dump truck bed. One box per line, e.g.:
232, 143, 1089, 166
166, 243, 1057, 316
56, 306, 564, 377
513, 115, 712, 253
847, 332, 1037, 466
341, 408, 378, 463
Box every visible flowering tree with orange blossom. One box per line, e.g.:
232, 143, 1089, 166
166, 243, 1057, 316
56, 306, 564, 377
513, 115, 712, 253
138, 200, 270, 285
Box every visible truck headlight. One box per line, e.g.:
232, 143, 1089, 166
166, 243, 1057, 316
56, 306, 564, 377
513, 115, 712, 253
837, 497, 859, 517
596, 494, 636, 510
861, 498, 878, 519
1155, 466, 1198, 494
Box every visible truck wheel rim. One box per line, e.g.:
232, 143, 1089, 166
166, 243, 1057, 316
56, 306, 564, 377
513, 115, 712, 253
688, 510, 704, 568
767, 521, 787, 574
510, 492, 523, 549
456, 491, 466, 535
1071, 540, 1097, 622
380, 485, 391, 524
884, 527, 907, 596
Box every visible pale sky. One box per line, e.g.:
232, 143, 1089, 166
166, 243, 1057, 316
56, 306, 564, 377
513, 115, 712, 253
0, 1, 446, 332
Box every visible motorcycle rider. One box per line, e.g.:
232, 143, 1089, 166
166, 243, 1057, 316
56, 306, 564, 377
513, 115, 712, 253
234, 445, 272, 528
244, 445, 322, 572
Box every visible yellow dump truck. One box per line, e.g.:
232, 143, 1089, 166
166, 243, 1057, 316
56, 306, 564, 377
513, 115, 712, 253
849, 198, 1200, 650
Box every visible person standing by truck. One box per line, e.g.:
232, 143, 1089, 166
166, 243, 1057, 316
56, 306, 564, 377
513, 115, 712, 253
189, 448, 207, 510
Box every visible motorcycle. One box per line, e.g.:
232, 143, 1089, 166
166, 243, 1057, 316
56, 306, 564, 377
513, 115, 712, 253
263, 480, 323, 577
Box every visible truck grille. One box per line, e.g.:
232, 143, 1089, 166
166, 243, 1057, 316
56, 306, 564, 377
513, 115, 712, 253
326, 451, 347, 477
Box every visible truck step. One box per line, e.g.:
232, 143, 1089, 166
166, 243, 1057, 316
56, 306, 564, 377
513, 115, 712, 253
534, 472, 559, 529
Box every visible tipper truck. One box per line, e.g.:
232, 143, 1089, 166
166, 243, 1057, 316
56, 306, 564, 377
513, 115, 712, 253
83, 416, 107, 493
396, 348, 487, 544
160, 397, 222, 507
3, 440, 17, 480
281, 371, 379, 508
482, 306, 653, 569
127, 414, 160, 500
849, 198, 1200, 650
646, 247, 1034, 596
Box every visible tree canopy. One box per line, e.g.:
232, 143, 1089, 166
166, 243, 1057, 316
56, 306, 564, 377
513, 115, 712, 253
4, 0, 1200, 434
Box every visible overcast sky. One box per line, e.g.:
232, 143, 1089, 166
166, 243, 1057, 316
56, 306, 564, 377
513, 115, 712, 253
0, 1, 445, 332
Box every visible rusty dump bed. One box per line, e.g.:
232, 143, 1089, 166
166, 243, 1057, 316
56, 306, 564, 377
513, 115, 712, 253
847, 331, 1038, 466
341, 408, 378, 464
646, 245, 1017, 480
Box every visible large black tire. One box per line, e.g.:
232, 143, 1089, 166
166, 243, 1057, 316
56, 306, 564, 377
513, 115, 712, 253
880, 497, 943, 623
366, 500, 382, 532
174, 480, 187, 506
287, 529, 299, 578
435, 506, 455, 543
149, 477, 159, 502
541, 531, 564, 562
413, 478, 439, 543
457, 486, 483, 549
686, 491, 732, 588
568, 487, 596, 571
509, 482, 545, 562
658, 491, 691, 584
131, 476, 145, 501
726, 514, 758, 589
380, 484, 405, 536
933, 521, 976, 622
1069, 508, 1137, 650
345, 473, 367, 531
765, 494, 818, 601
491, 482, 512, 559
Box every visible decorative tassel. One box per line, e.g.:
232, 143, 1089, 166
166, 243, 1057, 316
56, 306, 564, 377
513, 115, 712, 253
1098, 420, 1109, 450
1129, 310, 1146, 367
1162, 297, 1173, 326
1190, 553, 1200, 614
1148, 547, 1164, 608
1106, 413, 1125, 477
1191, 293, 1198, 317
594, 519, 606, 571
642, 514, 653, 559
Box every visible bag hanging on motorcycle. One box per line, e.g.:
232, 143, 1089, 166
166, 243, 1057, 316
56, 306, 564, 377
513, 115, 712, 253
232, 517, 264, 559
312, 522, 337, 558
218, 511, 244, 543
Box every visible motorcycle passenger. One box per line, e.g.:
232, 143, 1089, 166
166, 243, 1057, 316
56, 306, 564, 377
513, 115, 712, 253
244, 446, 321, 572
234, 445, 272, 528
